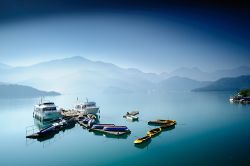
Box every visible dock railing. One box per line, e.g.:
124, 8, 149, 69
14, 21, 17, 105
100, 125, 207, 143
25, 125, 39, 137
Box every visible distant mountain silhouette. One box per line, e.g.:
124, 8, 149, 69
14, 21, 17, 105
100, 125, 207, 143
170, 67, 208, 81
0, 56, 160, 94
1, 56, 250, 94
158, 76, 211, 92
0, 63, 11, 69
0, 83, 60, 98
169, 66, 250, 81
193, 75, 250, 92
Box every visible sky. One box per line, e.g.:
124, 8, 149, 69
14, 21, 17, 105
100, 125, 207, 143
0, 0, 249, 73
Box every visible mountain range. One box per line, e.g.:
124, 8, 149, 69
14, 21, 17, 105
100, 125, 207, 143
0, 56, 250, 95
193, 75, 250, 92
157, 76, 211, 92
0, 63, 11, 70
168, 66, 250, 81
0, 83, 60, 98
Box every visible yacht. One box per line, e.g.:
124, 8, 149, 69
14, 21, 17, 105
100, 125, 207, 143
74, 99, 100, 115
33, 100, 61, 121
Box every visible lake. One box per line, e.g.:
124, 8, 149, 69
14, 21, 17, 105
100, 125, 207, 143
0, 91, 249, 166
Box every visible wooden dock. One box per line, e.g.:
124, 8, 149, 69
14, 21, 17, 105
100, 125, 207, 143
61, 109, 83, 118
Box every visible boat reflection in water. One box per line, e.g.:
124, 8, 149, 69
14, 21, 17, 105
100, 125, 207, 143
134, 139, 151, 149
90, 130, 130, 139
28, 117, 76, 143
34, 118, 53, 130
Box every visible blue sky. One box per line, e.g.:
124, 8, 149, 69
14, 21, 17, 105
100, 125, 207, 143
0, 2, 249, 73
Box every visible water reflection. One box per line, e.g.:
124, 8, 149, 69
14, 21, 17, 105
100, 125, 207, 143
26, 117, 76, 144
161, 125, 175, 131
34, 118, 53, 130
90, 130, 130, 139
134, 139, 151, 149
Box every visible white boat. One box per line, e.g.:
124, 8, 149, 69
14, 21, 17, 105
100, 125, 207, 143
33, 100, 61, 121
126, 115, 139, 121
74, 99, 100, 115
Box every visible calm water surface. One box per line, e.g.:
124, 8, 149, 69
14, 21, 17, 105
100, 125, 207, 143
0, 92, 249, 166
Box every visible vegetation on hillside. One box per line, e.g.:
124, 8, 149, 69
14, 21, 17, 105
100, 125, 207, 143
239, 89, 250, 97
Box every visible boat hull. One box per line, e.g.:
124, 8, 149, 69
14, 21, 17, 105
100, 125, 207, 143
147, 128, 162, 137
103, 126, 128, 132
148, 120, 176, 125
134, 135, 151, 144
91, 124, 115, 129
33, 111, 61, 121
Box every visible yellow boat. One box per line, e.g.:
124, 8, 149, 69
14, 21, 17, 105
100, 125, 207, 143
134, 135, 151, 144
147, 127, 162, 137
160, 122, 176, 130
148, 119, 176, 125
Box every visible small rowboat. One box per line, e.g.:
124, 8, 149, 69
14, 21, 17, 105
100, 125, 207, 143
160, 122, 176, 130
91, 124, 115, 129
87, 114, 97, 119
147, 127, 162, 137
81, 118, 91, 124
148, 119, 176, 125
134, 135, 151, 144
103, 126, 128, 132
126, 115, 139, 121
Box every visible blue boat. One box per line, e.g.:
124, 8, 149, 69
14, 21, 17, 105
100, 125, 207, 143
38, 125, 57, 135
82, 118, 91, 124
88, 119, 96, 127
103, 126, 128, 132
91, 124, 115, 129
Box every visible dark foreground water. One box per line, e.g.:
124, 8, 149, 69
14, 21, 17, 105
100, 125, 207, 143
0, 91, 249, 166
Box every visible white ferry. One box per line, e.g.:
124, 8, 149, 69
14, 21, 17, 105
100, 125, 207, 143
74, 99, 100, 115
33, 100, 61, 121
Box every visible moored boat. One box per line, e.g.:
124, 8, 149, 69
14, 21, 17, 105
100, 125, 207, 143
74, 99, 100, 115
160, 122, 176, 130
26, 125, 58, 138
134, 135, 151, 144
126, 115, 139, 121
33, 100, 61, 121
148, 119, 176, 125
91, 124, 115, 129
123, 111, 139, 117
103, 126, 128, 132
26, 118, 76, 139
147, 127, 162, 137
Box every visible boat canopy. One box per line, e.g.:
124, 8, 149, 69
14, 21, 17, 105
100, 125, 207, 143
83, 102, 96, 106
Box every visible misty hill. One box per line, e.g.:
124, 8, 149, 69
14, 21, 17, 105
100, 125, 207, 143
193, 75, 250, 92
1, 56, 250, 94
169, 66, 250, 81
0, 83, 60, 98
0, 56, 161, 94
170, 67, 208, 81
0, 63, 11, 69
158, 76, 211, 92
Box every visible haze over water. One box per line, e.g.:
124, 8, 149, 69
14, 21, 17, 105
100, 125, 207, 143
0, 1, 250, 166
0, 91, 250, 166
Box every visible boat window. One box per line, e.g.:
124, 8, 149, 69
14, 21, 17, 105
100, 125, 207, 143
43, 102, 54, 105
35, 107, 40, 111
43, 107, 56, 111
76, 105, 81, 109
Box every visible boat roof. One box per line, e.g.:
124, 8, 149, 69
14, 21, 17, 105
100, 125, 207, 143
35, 101, 56, 108
84, 101, 96, 105
76, 102, 96, 106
